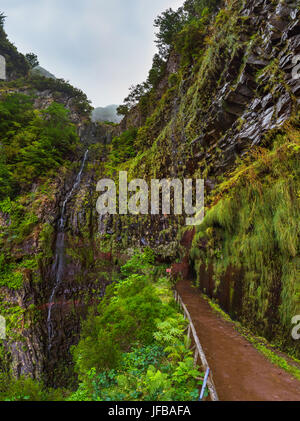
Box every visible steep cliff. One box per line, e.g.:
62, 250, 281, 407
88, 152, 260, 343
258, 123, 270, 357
0, 15, 120, 386
94, 0, 300, 357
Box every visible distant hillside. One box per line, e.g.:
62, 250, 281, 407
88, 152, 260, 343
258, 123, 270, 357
91, 104, 122, 123
30, 65, 56, 79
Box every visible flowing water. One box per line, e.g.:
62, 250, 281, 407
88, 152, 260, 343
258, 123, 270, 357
47, 150, 89, 352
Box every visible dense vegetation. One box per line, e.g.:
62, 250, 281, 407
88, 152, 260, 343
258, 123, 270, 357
70, 250, 207, 401
27, 75, 93, 116
0, 93, 79, 199
0, 251, 206, 401
0, 0, 299, 402
190, 118, 300, 356
105, 128, 138, 176
113, 0, 300, 360
0, 94, 80, 320
117, 0, 221, 117
0, 19, 85, 342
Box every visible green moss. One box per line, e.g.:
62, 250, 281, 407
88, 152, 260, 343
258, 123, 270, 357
39, 223, 54, 260
105, 128, 138, 176
190, 123, 300, 356
0, 297, 25, 339
0, 269, 23, 290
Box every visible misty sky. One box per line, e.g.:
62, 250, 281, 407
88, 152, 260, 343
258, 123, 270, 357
1, 0, 183, 107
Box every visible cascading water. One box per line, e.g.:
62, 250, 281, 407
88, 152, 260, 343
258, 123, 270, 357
47, 150, 89, 352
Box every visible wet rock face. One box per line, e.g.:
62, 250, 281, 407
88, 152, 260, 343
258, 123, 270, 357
44, 280, 108, 387
2, 282, 45, 380
1, 176, 64, 380
86, 3, 300, 268
110, 0, 300, 258
189, 0, 300, 175
0, 114, 113, 385
120, 104, 143, 131
78, 121, 116, 146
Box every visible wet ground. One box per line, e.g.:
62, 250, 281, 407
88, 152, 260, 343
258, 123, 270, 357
176, 279, 300, 401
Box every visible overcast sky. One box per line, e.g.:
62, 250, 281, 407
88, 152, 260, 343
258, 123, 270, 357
1, 0, 183, 107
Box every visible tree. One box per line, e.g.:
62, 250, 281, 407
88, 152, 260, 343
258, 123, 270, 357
25, 53, 39, 68
116, 104, 129, 117
118, 1, 221, 114
123, 83, 149, 109
154, 0, 221, 59
154, 8, 185, 59
0, 12, 6, 27
183, 0, 221, 19
147, 54, 166, 89
0, 93, 79, 195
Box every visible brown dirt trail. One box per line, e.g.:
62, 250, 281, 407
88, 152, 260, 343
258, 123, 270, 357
176, 279, 300, 401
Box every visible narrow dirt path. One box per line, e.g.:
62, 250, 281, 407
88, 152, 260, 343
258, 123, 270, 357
176, 279, 300, 401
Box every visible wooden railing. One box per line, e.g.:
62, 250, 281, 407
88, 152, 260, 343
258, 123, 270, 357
174, 290, 219, 402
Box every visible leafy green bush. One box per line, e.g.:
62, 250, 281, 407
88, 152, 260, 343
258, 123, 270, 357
0, 93, 79, 199
174, 18, 206, 68
72, 273, 164, 375
0, 374, 66, 401
0, 266, 23, 290
70, 251, 204, 401
106, 128, 138, 174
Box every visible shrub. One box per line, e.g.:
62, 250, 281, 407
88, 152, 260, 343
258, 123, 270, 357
71, 251, 204, 401
0, 93, 79, 198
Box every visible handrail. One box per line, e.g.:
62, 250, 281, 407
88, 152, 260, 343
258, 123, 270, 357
174, 290, 219, 402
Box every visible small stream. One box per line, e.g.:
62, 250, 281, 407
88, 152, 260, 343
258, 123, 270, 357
47, 150, 89, 352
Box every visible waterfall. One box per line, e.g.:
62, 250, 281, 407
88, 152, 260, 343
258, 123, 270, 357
47, 150, 89, 352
